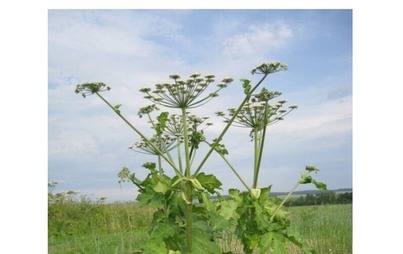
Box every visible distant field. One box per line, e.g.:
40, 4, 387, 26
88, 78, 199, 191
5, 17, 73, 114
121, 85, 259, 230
48, 202, 352, 254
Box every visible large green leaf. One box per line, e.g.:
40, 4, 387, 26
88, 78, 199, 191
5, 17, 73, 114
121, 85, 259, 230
208, 212, 232, 231
200, 192, 216, 212
228, 188, 242, 203
150, 223, 176, 240
190, 230, 221, 254
153, 181, 170, 194
136, 188, 164, 208
196, 173, 222, 194
141, 239, 169, 254
218, 199, 239, 220
259, 185, 272, 200
259, 232, 287, 254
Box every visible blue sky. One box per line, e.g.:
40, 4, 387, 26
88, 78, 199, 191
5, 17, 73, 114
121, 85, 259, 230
48, 10, 352, 202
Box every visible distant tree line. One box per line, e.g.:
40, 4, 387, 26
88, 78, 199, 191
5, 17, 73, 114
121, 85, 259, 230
284, 191, 352, 207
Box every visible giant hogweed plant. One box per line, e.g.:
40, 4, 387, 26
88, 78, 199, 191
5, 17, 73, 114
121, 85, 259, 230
75, 62, 326, 254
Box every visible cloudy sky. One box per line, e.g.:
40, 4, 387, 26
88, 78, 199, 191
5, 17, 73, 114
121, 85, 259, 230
48, 10, 352, 202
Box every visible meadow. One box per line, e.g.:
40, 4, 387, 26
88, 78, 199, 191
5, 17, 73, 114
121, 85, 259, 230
48, 196, 352, 254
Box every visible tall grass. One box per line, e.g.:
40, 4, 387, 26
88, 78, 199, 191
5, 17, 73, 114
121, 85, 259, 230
49, 200, 352, 254
48, 198, 153, 254
287, 204, 352, 254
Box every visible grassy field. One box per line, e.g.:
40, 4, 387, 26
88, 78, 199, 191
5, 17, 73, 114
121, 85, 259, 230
287, 205, 352, 254
48, 201, 352, 254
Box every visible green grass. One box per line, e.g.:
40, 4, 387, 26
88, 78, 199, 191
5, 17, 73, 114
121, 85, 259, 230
49, 201, 352, 254
48, 231, 148, 254
48, 200, 153, 254
287, 204, 352, 254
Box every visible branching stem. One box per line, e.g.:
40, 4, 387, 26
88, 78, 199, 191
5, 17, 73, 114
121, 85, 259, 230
194, 73, 269, 176
95, 92, 182, 177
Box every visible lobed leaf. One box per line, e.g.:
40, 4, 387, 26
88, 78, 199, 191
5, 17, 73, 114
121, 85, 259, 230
218, 199, 239, 220
195, 173, 222, 194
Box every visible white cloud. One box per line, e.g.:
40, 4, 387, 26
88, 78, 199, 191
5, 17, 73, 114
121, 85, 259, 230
222, 21, 294, 56
271, 95, 352, 141
48, 10, 192, 91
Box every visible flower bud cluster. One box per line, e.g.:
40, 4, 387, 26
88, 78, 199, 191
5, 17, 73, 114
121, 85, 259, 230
139, 73, 234, 109
130, 111, 213, 156
129, 135, 177, 155
75, 82, 111, 98
138, 104, 160, 118
164, 113, 212, 139
305, 165, 319, 173
251, 62, 288, 75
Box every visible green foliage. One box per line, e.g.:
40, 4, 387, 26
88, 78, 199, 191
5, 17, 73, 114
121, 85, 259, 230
241, 79, 252, 95
195, 173, 222, 194
214, 187, 316, 254
210, 139, 228, 156
155, 112, 169, 135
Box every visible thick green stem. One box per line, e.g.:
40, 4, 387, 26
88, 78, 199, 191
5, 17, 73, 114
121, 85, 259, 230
253, 127, 260, 189
95, 92, 182, 176
254, 123, 268, 188
181, 107, 193, 251
185, 182, 193, 251
181, 108, 191, 177
194, 74, 269, 176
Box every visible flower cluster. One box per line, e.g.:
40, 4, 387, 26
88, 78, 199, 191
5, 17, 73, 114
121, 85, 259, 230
75, 82, 111, 98
139, 73, 234, 109
130, 112, 212, 156
138, 104, 160, 118
164, 113, 212, 138
216, 88, 297, 131
129, 135, 177, 155
251, 62, 288, 75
